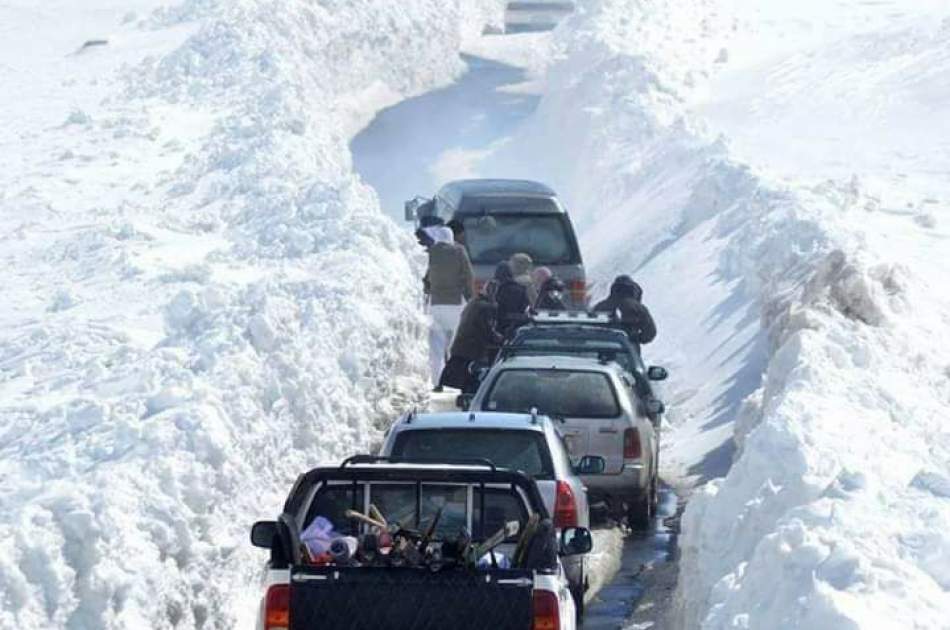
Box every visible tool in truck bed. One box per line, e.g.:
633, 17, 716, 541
249, 456, 593, 630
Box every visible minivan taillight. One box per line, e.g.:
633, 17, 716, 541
554, 481, 578, 528
532, 590, 560, 630
624, 428, 642, 459
264, 584, 290, 630
568, 280, 587, 305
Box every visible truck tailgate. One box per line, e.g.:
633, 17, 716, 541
289, 566, 534, 630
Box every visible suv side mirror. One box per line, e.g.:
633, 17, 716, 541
404, 196, 431, 222
646, 398, 666, 416
647, 366, 668, 381
250, 520, 278, 549
404, 198, 418, 221
560, 527, 593, 556
574, 455, 606, 475
456, 394, 473, 411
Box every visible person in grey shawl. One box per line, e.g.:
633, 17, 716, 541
423, 225, 474, 390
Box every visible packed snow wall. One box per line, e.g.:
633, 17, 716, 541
486, 0, 950, 627
0, 1, 501, 628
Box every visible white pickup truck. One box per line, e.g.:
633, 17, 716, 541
250, 456, 593, 630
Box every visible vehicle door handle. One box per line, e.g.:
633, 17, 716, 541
598, 427, 619, 434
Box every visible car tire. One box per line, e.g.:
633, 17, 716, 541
651, 450, 660, 511
570, 571, 585, 622
628, 484, 653, 531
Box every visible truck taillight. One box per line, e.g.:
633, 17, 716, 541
624, 428, 642, 459
554, 481, 578, 528
532, 590, 560, 630
568, 280, 587, 305
264, 584, 289, 630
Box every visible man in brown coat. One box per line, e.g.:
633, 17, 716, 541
423, 226, 475, 390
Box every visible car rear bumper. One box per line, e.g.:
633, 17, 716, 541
580, 462, 647, 496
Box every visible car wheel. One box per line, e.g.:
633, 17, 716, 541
628, 486, 653, 531
570, 572, 585, 622
651, 474, 659, 513
651, 450, 660, 511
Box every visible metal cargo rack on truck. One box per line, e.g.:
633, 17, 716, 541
250, 456, 590, 630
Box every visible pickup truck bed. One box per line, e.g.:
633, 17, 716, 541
289, 566, 533, 630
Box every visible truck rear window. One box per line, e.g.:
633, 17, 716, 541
462, 213, 579, 266
391, 429, 555, 480
485, 369, 621, 418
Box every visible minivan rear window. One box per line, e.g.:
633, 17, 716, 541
391, 429, 554, 479
485, 369, 621, 418
462, 213, 579, 265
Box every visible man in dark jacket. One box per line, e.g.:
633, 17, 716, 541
593, 275, 657, 345
439, 281, 503, 393
493, 261, 531, 338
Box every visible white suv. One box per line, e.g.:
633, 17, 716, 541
379, 411, 601, 616
470, 355, 659, 529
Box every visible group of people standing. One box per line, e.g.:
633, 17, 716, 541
417, 222, 657, 395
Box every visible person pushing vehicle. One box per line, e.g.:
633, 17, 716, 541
439, 280, 503, 393
593, 275, 657, 345
493, 261, 531, 338
423, 225, 475, 390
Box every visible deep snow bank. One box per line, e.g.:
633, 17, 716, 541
483, 0, 950, 627
0, 1, 499, 628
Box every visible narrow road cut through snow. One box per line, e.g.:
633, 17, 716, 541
351, 43, 542, 220
353, 34, 686, 628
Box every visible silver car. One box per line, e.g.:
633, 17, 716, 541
405, 179, 588, 307
378, 411, 601, 616
470, 355, 660, 529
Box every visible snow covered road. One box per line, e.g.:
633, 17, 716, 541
352, 49, 542, 219
3, 0, 949, 628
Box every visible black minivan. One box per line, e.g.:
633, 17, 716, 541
406, 179, 587, 306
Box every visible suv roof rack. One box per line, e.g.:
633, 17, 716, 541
338, 454, 498, 472
528, 309, 615, 325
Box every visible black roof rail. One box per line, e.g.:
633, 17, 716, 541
339, 454, 390, 468
338, 454, 498, 472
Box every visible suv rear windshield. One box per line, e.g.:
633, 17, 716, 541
513, 338, 635, 373
391, 429, 554, 480
462, 212, 579, 266
485, 369, 621, 418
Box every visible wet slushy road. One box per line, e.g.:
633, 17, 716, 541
584, 488, 679, 629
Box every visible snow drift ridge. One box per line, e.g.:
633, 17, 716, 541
0, 1, 500, 628
489, 0, 950, 627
